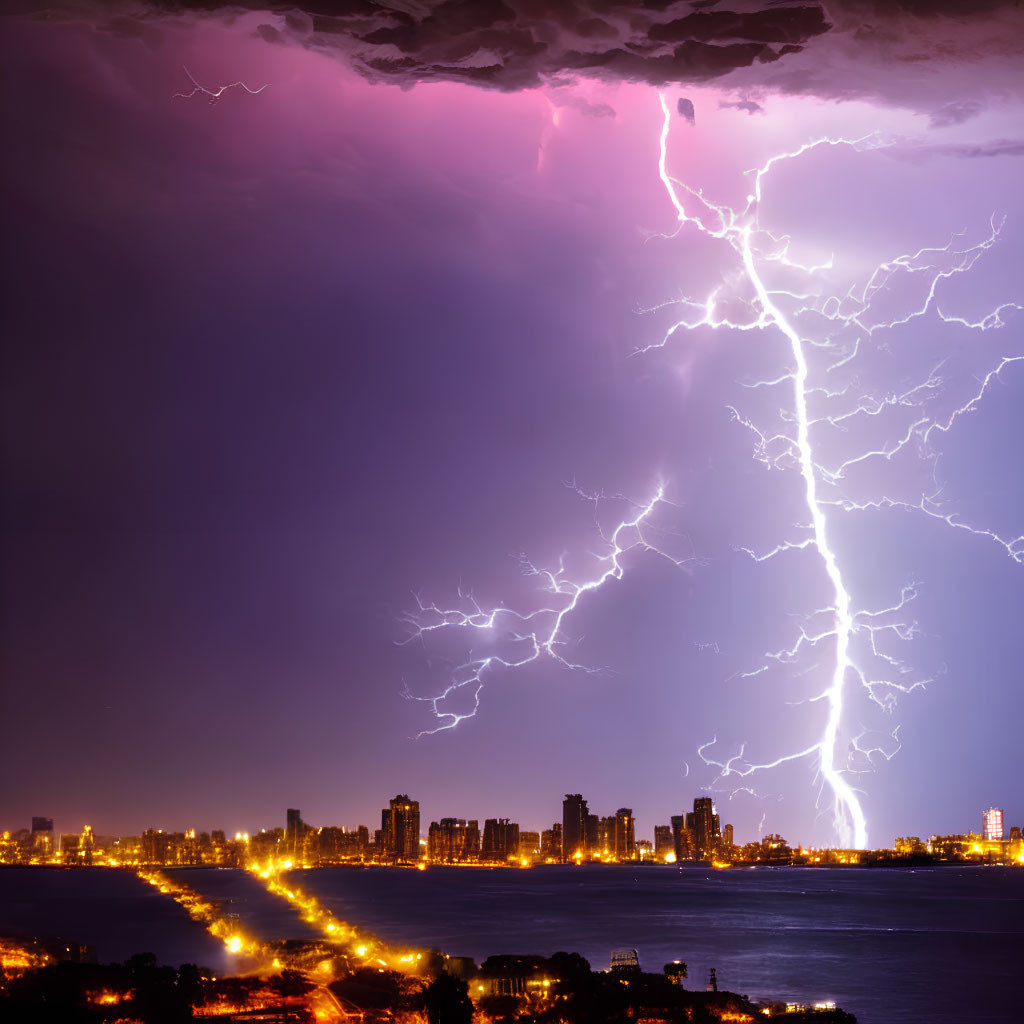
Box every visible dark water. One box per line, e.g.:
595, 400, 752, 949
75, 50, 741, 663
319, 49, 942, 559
290, 865, 1024, 1024
2, 865, 1021, 1023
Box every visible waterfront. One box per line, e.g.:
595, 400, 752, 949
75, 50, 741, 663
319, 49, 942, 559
2, 864, 1021, 1023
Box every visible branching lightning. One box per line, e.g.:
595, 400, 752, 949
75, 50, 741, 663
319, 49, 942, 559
401, 484, 702, 736
173, 65, 268, 103
403, 90, 1021, 848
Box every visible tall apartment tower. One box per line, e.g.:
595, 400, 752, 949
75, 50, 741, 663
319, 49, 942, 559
614, 808, 636, 861
654, 824, 674, 861
382, 795, 420, 862
686, 797, 721, 860
31, 817, 55, 857
670, 815, 694, 861
482, 818, 520, 862
983, 807, 1004, 841
562, 794, 589, 862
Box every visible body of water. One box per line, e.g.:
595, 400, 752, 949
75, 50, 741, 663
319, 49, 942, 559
2, 864, 1021, 1023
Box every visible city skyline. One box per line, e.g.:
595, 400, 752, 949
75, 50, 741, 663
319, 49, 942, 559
4, 792, 1018, 859
3, 2, 1024, 849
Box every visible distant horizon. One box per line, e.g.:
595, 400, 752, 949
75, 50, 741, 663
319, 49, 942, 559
6, 793, 1017, 850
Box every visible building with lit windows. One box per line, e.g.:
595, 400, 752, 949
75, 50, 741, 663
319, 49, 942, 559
381, 795, 420, 862
614, 808, 635, 861
983, 807, 1004, 841
562, 794, 589, 862
654, 824, 674, 861
481, 818, 520, 862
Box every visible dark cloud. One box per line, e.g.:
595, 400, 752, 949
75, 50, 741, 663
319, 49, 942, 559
84, 1, 833, 92
719, 98, 764, 114
677, 96, 696, 123
27, 0, 1024, 115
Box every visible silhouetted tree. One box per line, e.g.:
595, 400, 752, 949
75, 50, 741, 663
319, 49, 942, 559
423, 971, 473, 1024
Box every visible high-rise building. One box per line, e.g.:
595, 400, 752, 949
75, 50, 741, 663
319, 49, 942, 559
983, 807, 1004, 841
686, 797, 721, 860
614, 809, 635, 861
723, 823, 734, 847
654, 824, 674, 861
585, 814, 599, 856
541, 823, 562, 861
670, 815, 694, 861
427, 818, 479, 863
598, 816, 616, 856
31, 817, 54, 858
481, 819, 519, 862
382, 795, 420, 862
285, 809, 306, 858
518, 831, 540, 860
562, 795, 588, 862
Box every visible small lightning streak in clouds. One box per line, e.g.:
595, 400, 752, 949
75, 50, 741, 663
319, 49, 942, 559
402, 484, 703, 737
173, 65, 268, 103
648, 92, 1021, 847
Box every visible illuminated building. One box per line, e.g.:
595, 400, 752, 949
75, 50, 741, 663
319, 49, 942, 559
142, 829, 170, 864
664, 960, 687, 986
654, 825, 674, 861
895, 836, 927, 855
478, 956, 555, 999
250, 827, 284, 862
760, 834, 792, 862
541, 824, 561, 860
983, 807, 1004, 841
285, 808, 307, 858
518, 831, 540, 860
723, 823, 734, 848
562, 794, 589, 861
60, 833, 80, 865
598, 816, 616, 855
609, 948, 640, 973
614, 809, 635, 861
670, 815, 694, 861
381, 795, 420, 862
686, 797, 721, 860
315, 825, 370, 863
482, 818, 520, 862
427, 818, 480, 863
31, 817, 54, 860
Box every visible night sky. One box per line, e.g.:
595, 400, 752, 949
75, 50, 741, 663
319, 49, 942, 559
2, 1, 1023, 849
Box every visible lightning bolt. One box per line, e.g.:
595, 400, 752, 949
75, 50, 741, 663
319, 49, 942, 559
648, 93, 1020, 848
173, 65, 268, 103
403, 91, 1020, 850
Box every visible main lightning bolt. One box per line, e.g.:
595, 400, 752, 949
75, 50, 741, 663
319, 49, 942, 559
404, 91, 1021, 849
647, 93, 1020, 847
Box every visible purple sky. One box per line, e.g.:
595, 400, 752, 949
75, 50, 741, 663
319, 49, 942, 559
2, 2, 1023, 848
